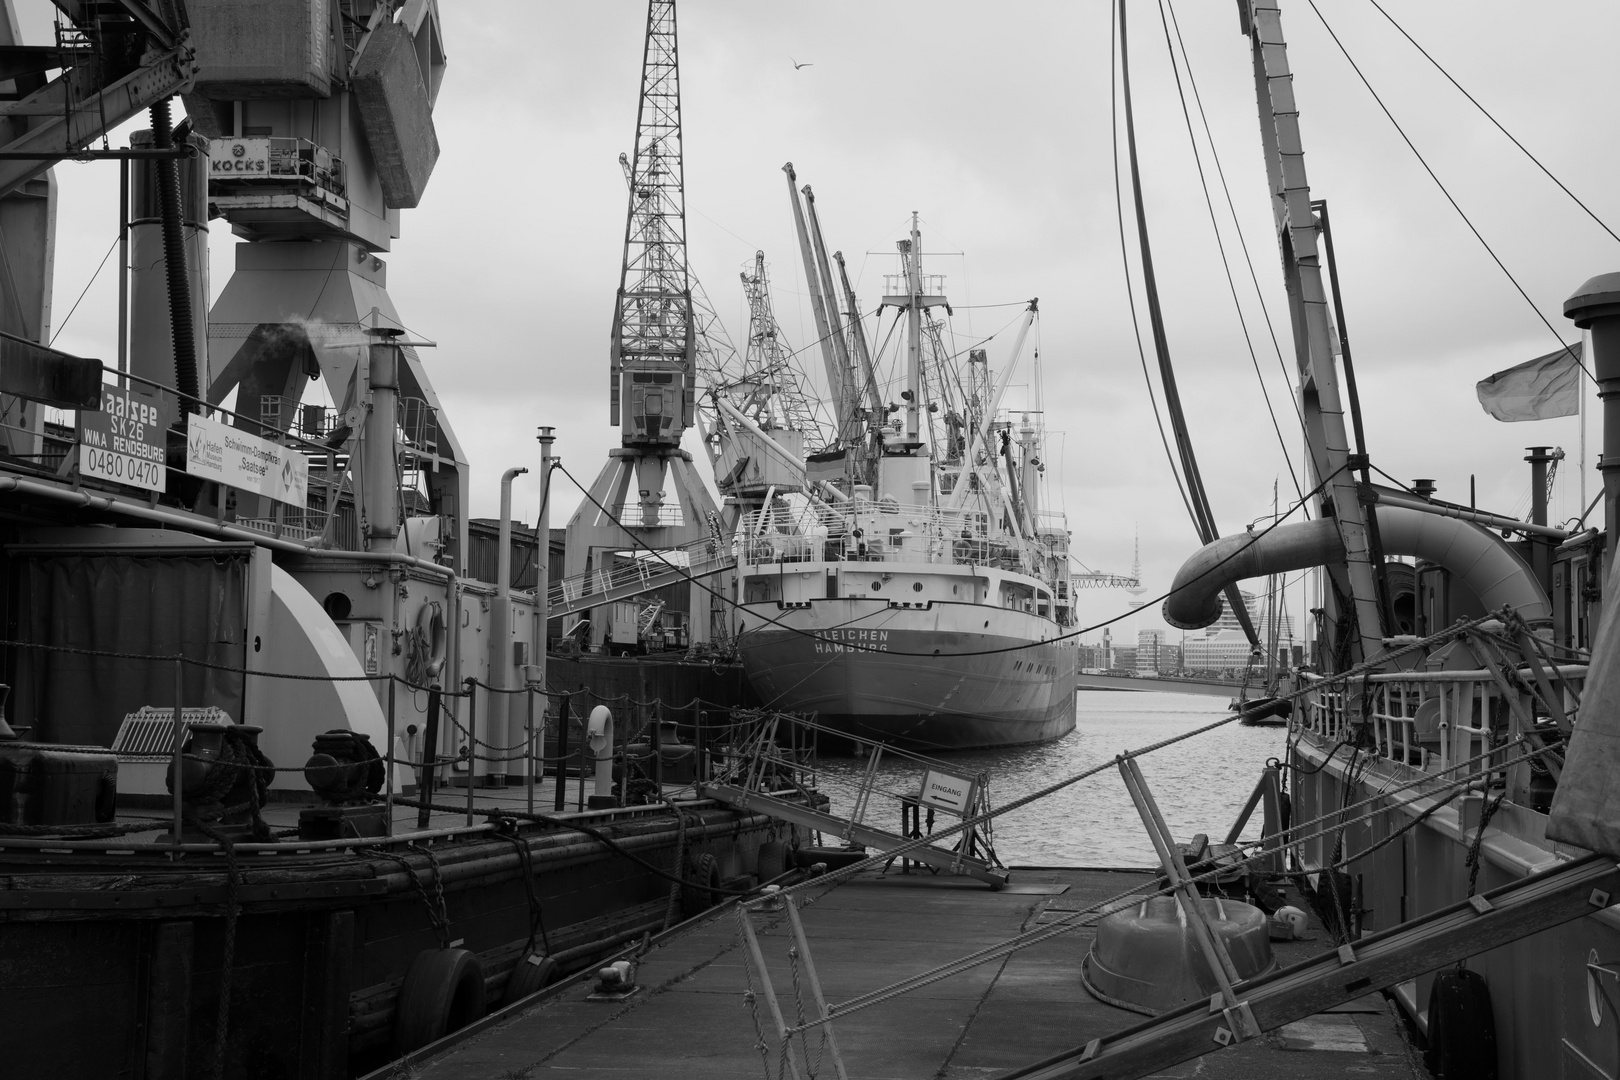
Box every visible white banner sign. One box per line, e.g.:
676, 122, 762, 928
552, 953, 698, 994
186, 413, 308, 507
918, 769, 977, 816
79, 385, 166, 492
208, 137, 271, 178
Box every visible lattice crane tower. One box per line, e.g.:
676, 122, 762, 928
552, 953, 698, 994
564, 0, 724, 649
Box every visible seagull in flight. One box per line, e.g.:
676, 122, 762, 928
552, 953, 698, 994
791, 57, 813, 70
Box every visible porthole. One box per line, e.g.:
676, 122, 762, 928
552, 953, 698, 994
323, 592, 352, 620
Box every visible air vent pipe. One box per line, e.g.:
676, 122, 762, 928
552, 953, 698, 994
1162, 504, 1550, 631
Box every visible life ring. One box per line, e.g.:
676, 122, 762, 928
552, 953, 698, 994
392, 947, 487, 1055
681, 852, 722, 918
1424, 968, 1498, 1079
417, 601, 448, 681
501, 949, 558, 1007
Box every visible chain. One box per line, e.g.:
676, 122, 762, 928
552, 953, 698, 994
419, 843, 450, 936
361, 846, 451, 948
664, 801, 690, 931
1465, 790, 1508, 900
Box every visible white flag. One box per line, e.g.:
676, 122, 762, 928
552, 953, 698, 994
1476, 343, 1581, 422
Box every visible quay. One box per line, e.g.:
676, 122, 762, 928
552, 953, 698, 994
386, 866, 1424, 1080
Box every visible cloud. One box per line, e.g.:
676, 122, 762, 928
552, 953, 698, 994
34, 0, 1620, 640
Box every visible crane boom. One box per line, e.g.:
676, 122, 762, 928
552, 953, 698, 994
609, 0, 696, 447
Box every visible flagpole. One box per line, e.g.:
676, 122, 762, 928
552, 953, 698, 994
1582, 328, 1589, 520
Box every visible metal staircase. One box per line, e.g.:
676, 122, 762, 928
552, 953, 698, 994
547, 534, 734, 619
698, 713, 1010, 888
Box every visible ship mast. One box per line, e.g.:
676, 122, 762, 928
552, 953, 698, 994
1239, 0, 1385, 665
883, 214, 949, 452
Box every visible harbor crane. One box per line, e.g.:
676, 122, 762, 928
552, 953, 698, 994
563, 0, 725, 650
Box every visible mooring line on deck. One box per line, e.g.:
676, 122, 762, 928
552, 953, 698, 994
770, 737, 1561, 1033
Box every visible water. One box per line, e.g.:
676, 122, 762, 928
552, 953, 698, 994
812, 690, 1291, 867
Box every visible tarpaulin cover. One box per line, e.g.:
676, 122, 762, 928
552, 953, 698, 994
1548, 553, 1620, 856
10, 552, 247, 746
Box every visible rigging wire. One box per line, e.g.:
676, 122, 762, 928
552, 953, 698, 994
1301, 0, 1593, 384
552, 457, 1342, 660
1160, 0, 1307, 507
49, 231, 121, 347
1118, 0, 1260, 648
1362, 0, 1620, 248
1110, 0, 1199, 531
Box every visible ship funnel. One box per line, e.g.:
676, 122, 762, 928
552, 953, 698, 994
1565, 273, 1620, 550
1547, 272, 1620, 858
1162, 505, 1550, 631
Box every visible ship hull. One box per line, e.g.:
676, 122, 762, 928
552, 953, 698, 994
1290, 719, 1611, 1080
737, 598, 1077, 750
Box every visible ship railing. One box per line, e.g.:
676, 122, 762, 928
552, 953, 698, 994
607, 502, 687, 528
714, 710, 998, 862
548, 535, 735, 614
1299, 663, 1585, 778
739, 500, 1031, 572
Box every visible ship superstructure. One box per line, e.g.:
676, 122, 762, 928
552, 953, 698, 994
732, 211, 1087, 749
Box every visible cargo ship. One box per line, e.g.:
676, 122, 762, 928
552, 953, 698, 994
726, 207, 1091, 750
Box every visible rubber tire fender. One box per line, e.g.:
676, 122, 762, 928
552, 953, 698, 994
757, 840, 788, 883
392, 947, 487, 1056
501, 950, 558, 1007
1424, 968, 1498, 1080
681, 852, 722, 918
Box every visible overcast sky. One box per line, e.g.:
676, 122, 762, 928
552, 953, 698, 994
34, 0, 1620, 641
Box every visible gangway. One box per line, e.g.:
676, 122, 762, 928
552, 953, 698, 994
698, 713, 1010, 888
547, 534, 735, 619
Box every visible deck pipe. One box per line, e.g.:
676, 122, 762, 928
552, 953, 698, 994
487, 465, 529, 784
1564, 274, 1620, 554
362, 329, 404, 543
1163, 504, 1551, 631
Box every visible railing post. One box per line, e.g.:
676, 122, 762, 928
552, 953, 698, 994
419, 684, 442, 829
554, 692, 571, 813
464, 677, 477, 826
170, 655, 184, 846
526, 685, 536, 816
385, 676, 396, 838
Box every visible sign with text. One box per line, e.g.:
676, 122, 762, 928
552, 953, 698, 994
186, 413, 308, 507
918, 769, 978, 816
208, 137, 271, 178
79, 385, 166, 492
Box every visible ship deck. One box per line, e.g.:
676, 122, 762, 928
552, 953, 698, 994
385, 866, 1426, 1080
